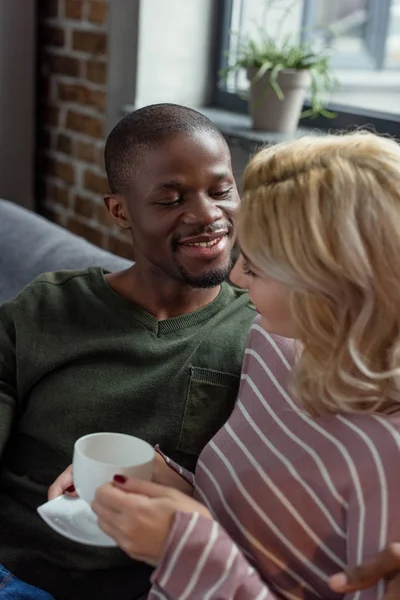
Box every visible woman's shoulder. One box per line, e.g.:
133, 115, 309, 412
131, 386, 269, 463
336, 410, 400, 449
315, 410, 400, 491
245, 315, 297, 369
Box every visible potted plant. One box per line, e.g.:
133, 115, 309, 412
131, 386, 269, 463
223, 1, 337, 133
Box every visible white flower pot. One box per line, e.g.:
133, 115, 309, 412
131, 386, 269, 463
247, 67, 311, 133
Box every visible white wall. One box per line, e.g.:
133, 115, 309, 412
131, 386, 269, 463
0, 1, 35, 209
135, 0, 214, 108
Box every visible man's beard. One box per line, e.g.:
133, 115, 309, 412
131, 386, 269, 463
174, 254, 234, 288
170, 224, 235, 288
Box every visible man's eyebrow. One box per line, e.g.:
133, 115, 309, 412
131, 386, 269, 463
151, 172, 234, 193
214, 172, 232, 181
152, 180, 183, 192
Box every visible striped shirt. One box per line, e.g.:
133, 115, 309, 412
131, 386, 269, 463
149, 316, 400, 599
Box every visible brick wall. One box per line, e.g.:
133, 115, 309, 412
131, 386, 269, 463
37, 0, 134, 260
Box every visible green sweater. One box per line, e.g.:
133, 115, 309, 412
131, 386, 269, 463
0, 268, 255, 600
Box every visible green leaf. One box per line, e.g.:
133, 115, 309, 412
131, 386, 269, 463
252, 61, 273, 82
269, 63, 285, 100
225, 0, 338, 119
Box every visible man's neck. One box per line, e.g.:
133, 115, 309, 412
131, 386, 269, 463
105, 265, 221, 321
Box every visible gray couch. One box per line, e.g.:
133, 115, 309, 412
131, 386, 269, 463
0, 199, 131, 304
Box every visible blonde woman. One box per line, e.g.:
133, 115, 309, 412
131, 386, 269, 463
91, 131, 400, 600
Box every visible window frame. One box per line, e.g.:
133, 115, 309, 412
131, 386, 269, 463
211, 0, 400, 136
301, 0, 393, 70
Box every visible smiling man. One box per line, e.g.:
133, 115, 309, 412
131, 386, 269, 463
0, 104, 255, 599
102, 109, 240, 318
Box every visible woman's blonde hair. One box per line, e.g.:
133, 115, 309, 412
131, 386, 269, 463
239, 131, 400, 416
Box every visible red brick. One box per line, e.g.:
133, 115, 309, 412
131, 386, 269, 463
46, 156, 75, 184
57, 82, 106, 111
46, 54, 80, 77
75, 141, 104, 166
87, 89, 106, 111
76, 140, 93, 162
41, 25, 65, 47
85, 60, 107, 84
64, 0, 83, 19
58, 82, 81, 102
67, 217, 103, 246
108, 235, 134, 260
75, 194, 96, 219
84, 170, 109, 194
66, 110, 104, 138
72, 30, 107, 55
88, 1, 108, 24
53, 184, 70, 206
45, 181, 70, 207
75, 140, 95, 162
57, 134, 73, 155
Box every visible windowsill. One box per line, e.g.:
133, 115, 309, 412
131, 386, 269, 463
333, 69, 400, 90
220, 87, 400, 120
122, 103, 310, 149
327, 91, 400, 114
199, 107, 313, 147
204, 94, 400, 150
123, 96, 400, 155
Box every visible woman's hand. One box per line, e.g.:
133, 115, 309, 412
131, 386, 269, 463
92, 476, 212, 566
48, 464, 77, 500
329, 544, 400, 600
48, 451, 193, 502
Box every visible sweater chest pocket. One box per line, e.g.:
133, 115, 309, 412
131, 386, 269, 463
177, 366, 240, 457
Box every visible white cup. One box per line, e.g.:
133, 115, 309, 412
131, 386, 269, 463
73, 432, 155, 505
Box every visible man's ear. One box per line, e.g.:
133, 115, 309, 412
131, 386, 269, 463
104, 195, 131, 230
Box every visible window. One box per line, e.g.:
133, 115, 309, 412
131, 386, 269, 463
215, 0, 400, 116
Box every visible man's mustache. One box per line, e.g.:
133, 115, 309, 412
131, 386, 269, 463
171, 224, 233, 251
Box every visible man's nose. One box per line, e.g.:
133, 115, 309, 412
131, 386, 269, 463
182, 195, 224, 226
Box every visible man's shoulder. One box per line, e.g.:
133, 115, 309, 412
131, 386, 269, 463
5, 268, 104, 311
0, 268, 105, 330
221, 282, 256, 316
29, 268, 96, 289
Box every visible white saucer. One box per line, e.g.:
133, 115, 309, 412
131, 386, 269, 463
37, 495, 117, 547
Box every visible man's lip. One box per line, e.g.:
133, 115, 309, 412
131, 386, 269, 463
179, 231, 228, 245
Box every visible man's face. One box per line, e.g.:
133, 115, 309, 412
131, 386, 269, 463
122, 131, 239, 288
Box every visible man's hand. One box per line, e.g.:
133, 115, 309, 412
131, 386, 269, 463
48, 464, 77, 500
329, 544, 400, 600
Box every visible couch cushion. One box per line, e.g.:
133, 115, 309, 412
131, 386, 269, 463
0, 200, 131, 303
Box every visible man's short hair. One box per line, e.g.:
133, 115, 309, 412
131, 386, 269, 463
104, 103, 226, 195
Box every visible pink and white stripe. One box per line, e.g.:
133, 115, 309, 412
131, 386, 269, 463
149, 316, 400, 599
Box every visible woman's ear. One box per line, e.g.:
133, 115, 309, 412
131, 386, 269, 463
104, 195, 131, 230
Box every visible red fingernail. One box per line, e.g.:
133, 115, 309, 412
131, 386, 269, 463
113, 474, 127, 484
65, 485, 75, 493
